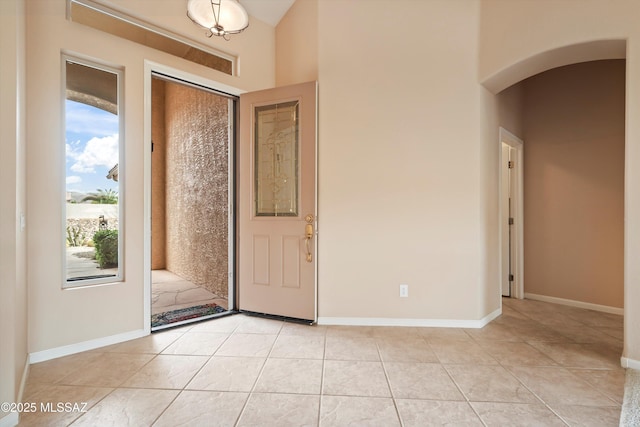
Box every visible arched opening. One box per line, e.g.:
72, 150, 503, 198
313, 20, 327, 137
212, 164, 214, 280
485, 40, 627, 367
483, 39, 626, 94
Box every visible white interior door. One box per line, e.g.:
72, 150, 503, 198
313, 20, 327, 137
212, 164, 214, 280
238, 81, 317, 321
499, 128, 524, 299
501, 143, 512, 297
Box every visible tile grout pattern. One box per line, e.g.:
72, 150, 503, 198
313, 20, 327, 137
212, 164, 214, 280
20, 298, 624, 426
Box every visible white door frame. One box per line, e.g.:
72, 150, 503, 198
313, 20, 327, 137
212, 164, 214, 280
498, 127, 524, 300
142, 61, 243, 334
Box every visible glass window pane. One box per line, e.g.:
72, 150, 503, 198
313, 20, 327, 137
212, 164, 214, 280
64, 58, 122, 285
254, 101, 299, 217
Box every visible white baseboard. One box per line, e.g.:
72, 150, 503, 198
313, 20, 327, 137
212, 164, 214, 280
621, 357, 640, 370
318, 307, 502, 329
0, 413, 18, 427
29, 329, 147, 364
524, 293, 624, 315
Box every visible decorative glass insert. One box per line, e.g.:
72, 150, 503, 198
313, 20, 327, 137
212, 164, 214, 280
254, 101, 299, 216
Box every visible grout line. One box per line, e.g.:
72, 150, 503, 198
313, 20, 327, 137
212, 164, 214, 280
316, 328, 327, 427
233, 317, 282, 426
376, 341, 405, 427
438, 360, 487, 426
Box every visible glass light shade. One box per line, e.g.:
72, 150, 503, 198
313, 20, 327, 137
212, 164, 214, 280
187, 0, 249, 36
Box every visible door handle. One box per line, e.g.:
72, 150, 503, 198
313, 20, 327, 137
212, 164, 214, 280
304, 215, 314, 262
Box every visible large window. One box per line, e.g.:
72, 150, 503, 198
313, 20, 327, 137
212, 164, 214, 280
63, 55, 123, 287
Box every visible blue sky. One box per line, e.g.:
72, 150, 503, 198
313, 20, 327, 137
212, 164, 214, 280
65, 100, 119, 195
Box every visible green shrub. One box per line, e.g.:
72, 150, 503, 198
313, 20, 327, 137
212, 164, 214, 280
93, 229, 118, 269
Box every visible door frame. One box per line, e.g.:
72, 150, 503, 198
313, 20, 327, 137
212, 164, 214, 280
142, 61, 243, 333
498, 127, 524, 300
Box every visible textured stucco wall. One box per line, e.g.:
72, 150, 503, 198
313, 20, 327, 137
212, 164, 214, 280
164, 81, 230, 297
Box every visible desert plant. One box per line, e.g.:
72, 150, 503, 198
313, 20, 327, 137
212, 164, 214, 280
82, 188, 118, 204
93, 229, 118, 268
66, 226, 86, 247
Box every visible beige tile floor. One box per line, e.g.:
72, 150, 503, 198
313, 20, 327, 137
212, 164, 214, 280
19, 298, 624, 426
152, 270, 228, 315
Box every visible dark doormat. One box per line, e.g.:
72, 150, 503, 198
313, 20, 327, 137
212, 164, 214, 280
152, 303, 226, 328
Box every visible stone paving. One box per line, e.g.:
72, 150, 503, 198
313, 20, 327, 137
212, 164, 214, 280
66, 246, 117, 280
66, 250, 228, 315
152, 270, 228, 315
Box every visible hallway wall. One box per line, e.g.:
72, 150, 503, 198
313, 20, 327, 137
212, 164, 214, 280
522, 60, 625, 309
0, 0, 27, 424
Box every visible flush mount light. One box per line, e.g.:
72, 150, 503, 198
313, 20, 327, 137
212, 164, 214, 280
187, 0, 249, 40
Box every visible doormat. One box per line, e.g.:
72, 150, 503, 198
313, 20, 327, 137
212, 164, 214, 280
152, 303, 226, 328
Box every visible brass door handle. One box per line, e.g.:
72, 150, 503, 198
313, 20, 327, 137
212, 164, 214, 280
304, 215, 314, 262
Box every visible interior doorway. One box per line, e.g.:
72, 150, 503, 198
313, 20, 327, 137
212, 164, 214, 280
150, 72, 236, 330
499, 127, 524, 299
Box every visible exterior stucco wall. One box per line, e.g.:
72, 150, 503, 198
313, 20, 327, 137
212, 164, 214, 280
165, 82, 230, 297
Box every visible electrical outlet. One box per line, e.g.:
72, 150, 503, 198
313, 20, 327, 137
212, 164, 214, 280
399, 284, 409, 298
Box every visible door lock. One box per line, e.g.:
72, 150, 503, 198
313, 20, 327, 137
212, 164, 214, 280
304, 214, 314, 262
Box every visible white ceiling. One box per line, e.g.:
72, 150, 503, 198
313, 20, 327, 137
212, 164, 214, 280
239, 0, 296, 27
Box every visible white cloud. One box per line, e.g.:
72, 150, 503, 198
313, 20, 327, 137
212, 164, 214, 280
65, 101, 119, 137
67, 134, 119, 174
66, 176, 82, 184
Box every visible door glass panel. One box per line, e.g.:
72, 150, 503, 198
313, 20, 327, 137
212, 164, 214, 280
64, 57, 123, 286
254, 101, 299, 217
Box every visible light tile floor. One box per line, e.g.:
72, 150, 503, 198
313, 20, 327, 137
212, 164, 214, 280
152, 270, 228, 315
19, 298, 624, 426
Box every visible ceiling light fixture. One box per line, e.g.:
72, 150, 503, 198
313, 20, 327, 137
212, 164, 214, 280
187, 0, 249, 40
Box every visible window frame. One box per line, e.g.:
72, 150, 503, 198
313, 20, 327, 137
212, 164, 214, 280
62, 52, 125, 288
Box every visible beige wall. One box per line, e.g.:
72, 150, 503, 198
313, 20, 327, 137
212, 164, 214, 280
274, 0, 526, 323
164, 82, 230, 297
314, 0, 499, 321
480, 0, 640, 363
25, 0, 274, 354
480, 80, 525, 312
276, 0, 318, 86
496, 84, 524, 138
0, 0, 27, 422
523, 60, 625, 308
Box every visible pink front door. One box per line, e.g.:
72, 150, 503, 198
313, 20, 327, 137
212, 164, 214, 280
238, 81, 317, 321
